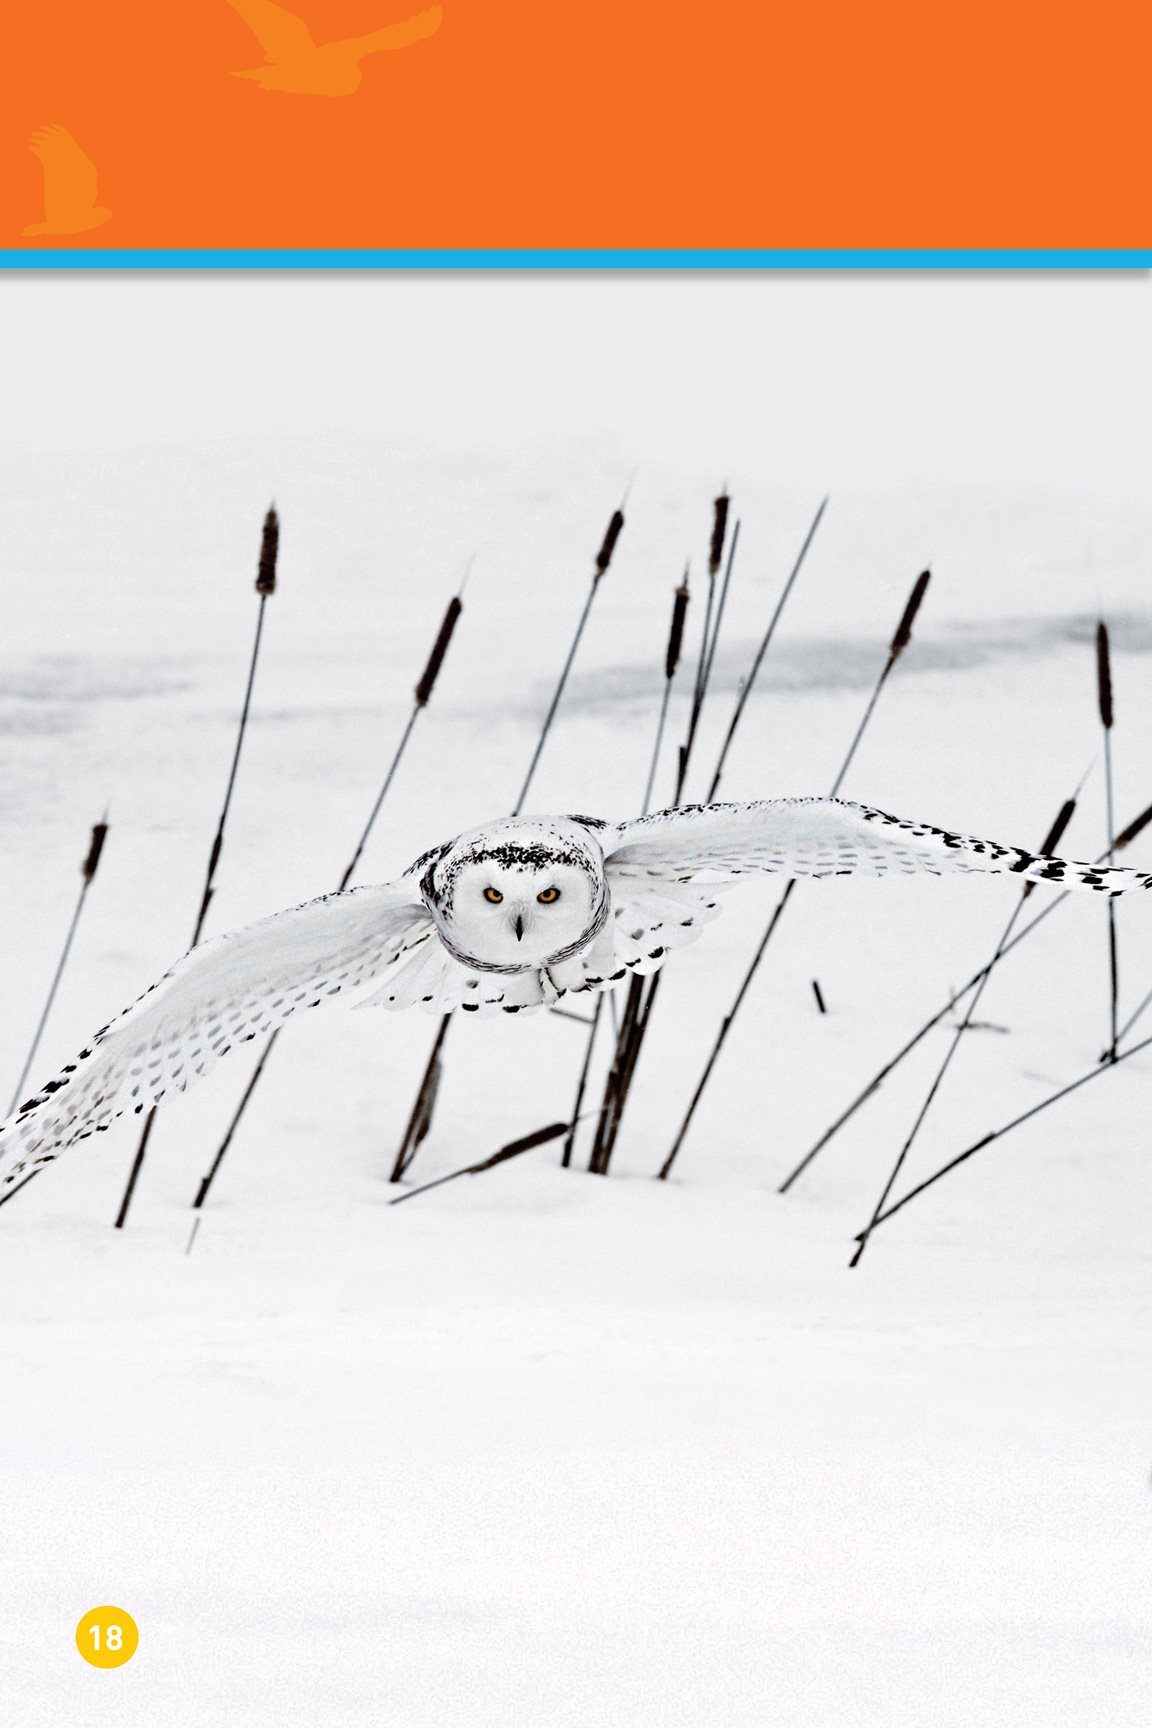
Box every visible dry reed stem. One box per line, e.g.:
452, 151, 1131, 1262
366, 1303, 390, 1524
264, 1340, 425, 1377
706, 498, 827, 803
848, 795, 1079, 1268
779, 792, 1152, 1193
853, 1028, 1152, 1244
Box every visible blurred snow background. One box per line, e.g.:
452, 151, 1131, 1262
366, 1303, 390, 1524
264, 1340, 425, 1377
1, 273, 1150, 1726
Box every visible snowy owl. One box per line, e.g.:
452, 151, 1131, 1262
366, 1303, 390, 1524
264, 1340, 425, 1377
1, 796, 1149, 1190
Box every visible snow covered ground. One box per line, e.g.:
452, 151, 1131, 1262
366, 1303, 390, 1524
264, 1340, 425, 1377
1, 275, 1150, 1725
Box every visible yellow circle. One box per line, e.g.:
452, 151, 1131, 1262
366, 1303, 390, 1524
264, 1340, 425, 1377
75, 1606, 139, 1668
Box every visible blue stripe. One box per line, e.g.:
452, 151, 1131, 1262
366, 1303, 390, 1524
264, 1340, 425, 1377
0, 248, 1149, 270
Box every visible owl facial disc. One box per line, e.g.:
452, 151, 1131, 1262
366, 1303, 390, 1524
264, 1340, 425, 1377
420, 817, 609, 973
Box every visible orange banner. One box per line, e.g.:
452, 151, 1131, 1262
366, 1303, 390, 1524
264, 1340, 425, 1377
1, 2, 1148, 253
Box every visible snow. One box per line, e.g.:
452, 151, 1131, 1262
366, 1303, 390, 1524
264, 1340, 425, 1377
2, 274, 1152, 1724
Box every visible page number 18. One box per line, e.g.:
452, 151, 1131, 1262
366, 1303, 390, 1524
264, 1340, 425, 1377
76, 1606, 138, 1668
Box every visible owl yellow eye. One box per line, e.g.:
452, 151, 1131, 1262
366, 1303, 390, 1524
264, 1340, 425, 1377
483, 887, 504, 904
537, 886, 561, 904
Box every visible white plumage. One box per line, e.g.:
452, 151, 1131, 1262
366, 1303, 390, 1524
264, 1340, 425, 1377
2, 796, 1148, 1189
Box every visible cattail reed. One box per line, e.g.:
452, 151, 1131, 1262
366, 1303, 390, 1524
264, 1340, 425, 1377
194, 574, 467, 1211
0, 817, 112, 1212
1098, 622, 1119, 1062
679, 493, 732, 787
389, 1120, 571, 1206
585, 501, 737, 1177
851, 1025, 1152, 1247
513, 503, 626, 817
706, 496, 827, 802
6, 817, 110, 1118
848, 794, 1080, 1268
660, 564, 930, 1183
676, 518, 741, 804
699, 494, 736, 711
194, 505, 279, 942
564, 554, 691, 1166
394, 503, 627, 1184
709, 491, 730, 578
779, 788, 1152, 1195
642, 570, 691, 817
116, 506, 280, 1228
831, 569, 930, 798
339, 586, 465, 893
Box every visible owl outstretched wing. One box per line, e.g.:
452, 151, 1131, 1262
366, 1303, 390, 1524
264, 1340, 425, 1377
0, 880, 432, 1191
603, 797, 1152, 896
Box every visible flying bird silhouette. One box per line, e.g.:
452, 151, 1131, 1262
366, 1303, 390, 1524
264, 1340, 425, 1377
22, 126, 112, 237
1, 796, 1151, 1193
227, 0, 443, 94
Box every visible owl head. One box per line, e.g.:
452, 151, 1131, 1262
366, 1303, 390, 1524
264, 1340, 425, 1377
421, 817, 608, 971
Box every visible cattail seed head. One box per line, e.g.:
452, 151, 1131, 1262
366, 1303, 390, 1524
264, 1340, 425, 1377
1096, 621, 1113, 730
890, 569, 930, 659
1040, 798, 1077, 857
594, 509, 625, 578
255, 506, 279, 595
709, 493, 730, 576
414, 595, 462, 708
479, 1122, 569, 1169
1024, 797, 1078, 896
82, 821, 109, 882
665, 578, 690, 681
1114, 799, 1152, 852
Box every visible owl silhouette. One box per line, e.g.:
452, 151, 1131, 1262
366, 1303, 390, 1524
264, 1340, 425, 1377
227, 0, 443, 94
23, 126, 112, 237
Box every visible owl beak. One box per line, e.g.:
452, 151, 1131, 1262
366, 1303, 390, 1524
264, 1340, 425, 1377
512, 912, 525, 942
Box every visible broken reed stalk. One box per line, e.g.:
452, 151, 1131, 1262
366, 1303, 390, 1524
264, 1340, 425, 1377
852, 1026, 1152, 1244
387, 1004, 450, 1184
388, 1120, 572, 1205
779, 791, 1152, 1194
706, 496, 828, 803
194, 578, 467, 1211
0, 819, 111, 1213
1098, 623, 1119, 1063
848, 794, 1078, 1268
659, 567, 932, 1182
585, 496, 729, 1177
115, 506, 280, 1230
392, 503, 627, 1183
